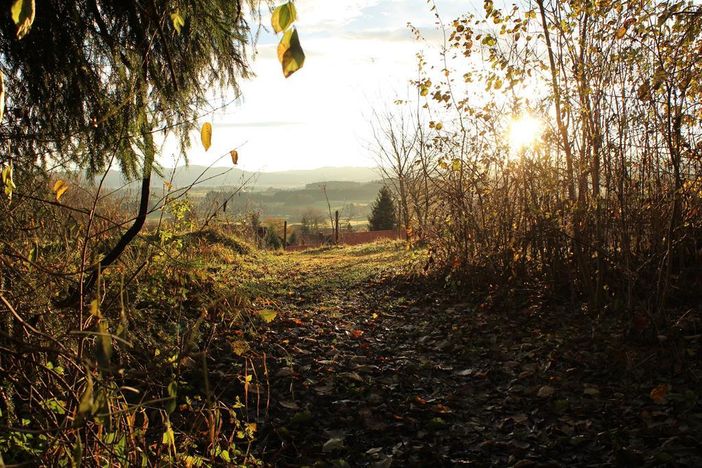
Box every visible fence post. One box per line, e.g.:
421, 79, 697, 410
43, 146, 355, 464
334, 210, 339, 245
283, 220, 288, 251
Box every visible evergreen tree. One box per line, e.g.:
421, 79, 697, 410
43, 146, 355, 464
368, 186, 397, 231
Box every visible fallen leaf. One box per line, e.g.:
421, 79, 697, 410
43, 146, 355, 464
650, 383, 670, 404
279, 400, 300, 410
431, 403, 452, 414
323, 437, 345, 453
231, 340, 248, 356
537, 385, 555, 398
258, 309, 277, 323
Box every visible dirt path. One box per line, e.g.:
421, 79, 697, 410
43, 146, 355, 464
244, 243, 701, 467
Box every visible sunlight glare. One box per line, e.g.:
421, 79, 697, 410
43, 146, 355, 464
507, 114, 543, 153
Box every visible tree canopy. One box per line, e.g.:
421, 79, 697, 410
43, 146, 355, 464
0, 0, 259, 178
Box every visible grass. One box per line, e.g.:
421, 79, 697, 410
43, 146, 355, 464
235, 240, 421, 305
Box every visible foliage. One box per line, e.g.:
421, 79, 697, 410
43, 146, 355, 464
0, 1, 279, 463
272, 1, 305, 78
0, 0, 259, 178
368, 186, 397, 231
377, 0, 702, 328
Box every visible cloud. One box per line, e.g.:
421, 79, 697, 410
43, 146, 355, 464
295, 0, 382, 32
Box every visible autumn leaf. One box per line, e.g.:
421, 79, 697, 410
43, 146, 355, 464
615, 26, 627, 39
170, 9, 185, 34
11, 0, 35, 40
52, 179, 69, 202
271, 2, 296, 33
231, 340, 248, 356
277, 28, 305, 78
637, 80, 650, 100
230, 149, 239, 165
78, 372, 94, 416
258, 309, 277, 323
200, 122, 212, 151
650, 383, 670, 404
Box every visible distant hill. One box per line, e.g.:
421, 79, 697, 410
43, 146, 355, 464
98, 166, 382, 190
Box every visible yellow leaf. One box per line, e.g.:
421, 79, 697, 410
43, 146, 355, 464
271, 2, 297, 33
230, 149, 239, 165
615, 26, 627, 39
162, 422, 175, 447
200, 122, 212, 151
170, 9, 185, 34
258, 309, 277, 323
451, 159, 462, 172
277, 28, 305, 78
3, 164, 16, 199
52, 179, 69, 202
435, 122, 443, 131
231, 340, 248, 356
650, 383, 670, 404
11, 0, 35, 40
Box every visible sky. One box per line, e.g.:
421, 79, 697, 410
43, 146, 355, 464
166, 0, 472, 172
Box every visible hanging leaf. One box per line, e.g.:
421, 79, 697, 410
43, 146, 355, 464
277, 28, 305, 78
166, 381, 178, 414
28, 242, 38, 262
96, 318, 113, 370
258, 309, 278, 323
615, 26, 627, 39
637, 80, 650, 100
170, 9, 185, 34
2, 164, 16, 199
200, 122, 212, 151
78, 373, 94, 416
52, 179, 69, 201
271, 2, 297, 33
162, 421, 175, 447
481, 35, 497, 47
230, 149, 239, 165
11, 0, 35, 40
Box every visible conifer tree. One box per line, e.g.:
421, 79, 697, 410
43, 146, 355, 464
368, 186, 397, 231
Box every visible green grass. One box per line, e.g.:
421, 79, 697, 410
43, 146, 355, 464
236, 240, 421, 306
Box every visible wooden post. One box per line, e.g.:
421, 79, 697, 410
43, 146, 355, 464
334, 210, 339, 245
283, 220, 288, 251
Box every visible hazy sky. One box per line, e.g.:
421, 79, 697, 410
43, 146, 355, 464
168, 0, 471, 172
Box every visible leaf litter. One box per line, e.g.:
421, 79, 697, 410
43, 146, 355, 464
226, 245, 701, 466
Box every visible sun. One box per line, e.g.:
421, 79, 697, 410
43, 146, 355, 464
507, 114, 543, 153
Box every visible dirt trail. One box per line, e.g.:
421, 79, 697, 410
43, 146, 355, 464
246, 243, 701, 467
